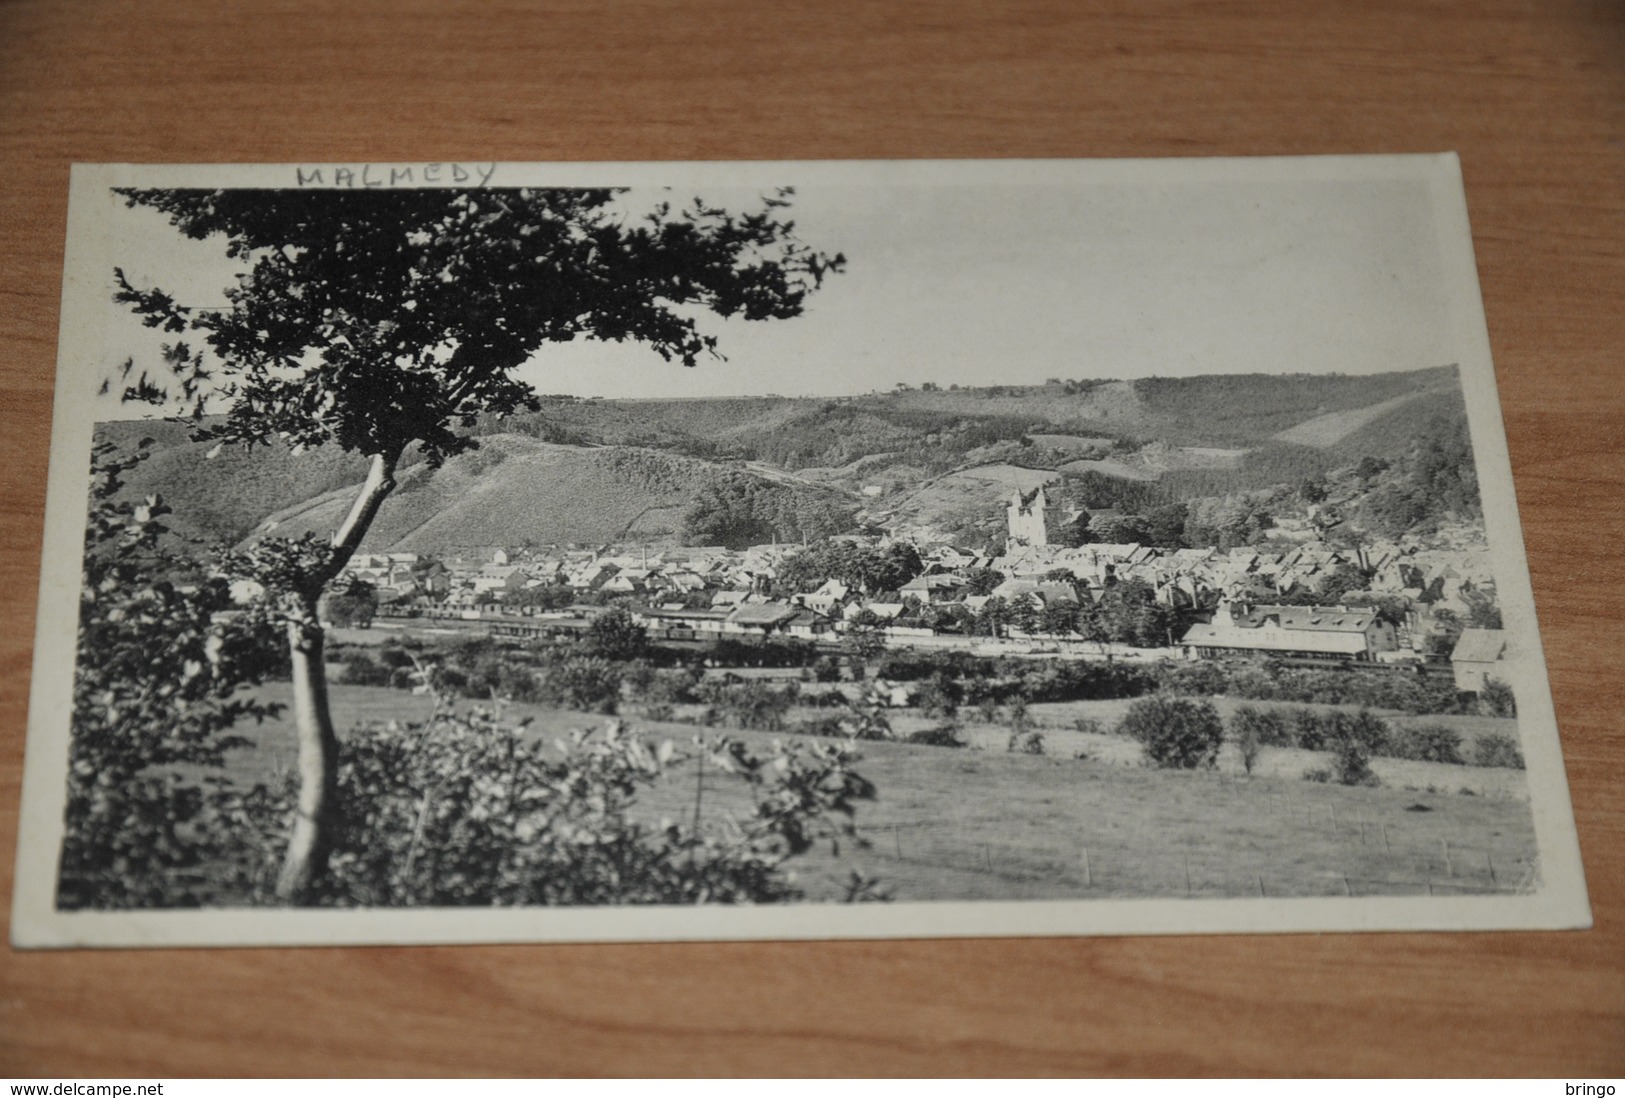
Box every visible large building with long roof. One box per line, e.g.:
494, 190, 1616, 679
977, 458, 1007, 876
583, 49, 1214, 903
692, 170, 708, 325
1180, 601, 1398, 661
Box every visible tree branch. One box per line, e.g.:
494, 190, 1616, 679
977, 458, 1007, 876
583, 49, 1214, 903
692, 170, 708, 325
324, 450, 401, 585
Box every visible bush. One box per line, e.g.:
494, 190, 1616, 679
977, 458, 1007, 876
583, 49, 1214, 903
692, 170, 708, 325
1323, 711, 1386, 786
1229, 705, 1292, 750
1153, 658, 1470, 716
1292, 708, 1328, 751
59, 440, 287, 910
906, 725, 966, 748
1007, 729, 1046, 755
1473, 731, 1525, 769
300, 708, 884, 907
339, 652, 395, 688
1389, 723, 1466, 765
1480, 677, 1518, 718
914, 673, 961, 718
700, 680, 799, 731
536, 656, 623, 713
1118, 696, 1225, 770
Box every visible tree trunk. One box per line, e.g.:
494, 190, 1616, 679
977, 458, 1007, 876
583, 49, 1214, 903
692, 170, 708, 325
275, 619, 339, 902
274, 451, 399, 903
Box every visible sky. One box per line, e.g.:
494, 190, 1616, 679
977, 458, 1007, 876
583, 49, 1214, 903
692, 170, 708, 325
92, 169, 1456, 413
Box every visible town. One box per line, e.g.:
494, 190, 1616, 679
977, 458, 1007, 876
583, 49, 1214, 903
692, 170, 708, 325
331, 484, 1507, 695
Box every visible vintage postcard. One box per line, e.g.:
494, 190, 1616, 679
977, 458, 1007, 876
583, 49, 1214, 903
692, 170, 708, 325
11, 156, 1590, 947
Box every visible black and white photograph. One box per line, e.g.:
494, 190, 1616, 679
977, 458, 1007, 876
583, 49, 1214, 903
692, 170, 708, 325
11, 156, 1590, 947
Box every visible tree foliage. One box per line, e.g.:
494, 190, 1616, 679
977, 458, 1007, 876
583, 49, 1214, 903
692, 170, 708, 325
680, 469, 853, 548
308, 704, 881, 906
116, 188, 842, 465
115, 185, 842, 900
775, 541, 925, 597
60, 440, 286, 908
1118, 695, 1225, 770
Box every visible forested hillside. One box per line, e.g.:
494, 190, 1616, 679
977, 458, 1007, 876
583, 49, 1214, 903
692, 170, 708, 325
93, 364, 1476, 553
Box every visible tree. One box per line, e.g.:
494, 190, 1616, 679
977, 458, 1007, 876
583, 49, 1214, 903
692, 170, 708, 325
321, 579, 377, 628
682, 469, 790, 548
1095, 578, 1175, 647
963, 567, 1004, 597
842, 609, 887, 666
1139, 503, 1189, 549
857, 542, 924, 595
1087, 513, 1149, 545
1118, 696, 1224, 770
582, 605, 648, 662
115, 186, 842, 900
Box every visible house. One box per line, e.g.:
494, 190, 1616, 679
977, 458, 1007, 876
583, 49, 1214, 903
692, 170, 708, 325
633, 605, 732, 636
900, 573, 968, 602
470, 565, 527, 597
991, 578, 1079, 609
1451, 628, 1508, 692
783, 610, 836, 639
725, 602, 801, 637
1181, 601, 1398, 661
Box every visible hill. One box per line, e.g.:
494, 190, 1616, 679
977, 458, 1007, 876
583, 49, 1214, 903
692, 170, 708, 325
93, 364, 1472, 554
246, 436, 855, 552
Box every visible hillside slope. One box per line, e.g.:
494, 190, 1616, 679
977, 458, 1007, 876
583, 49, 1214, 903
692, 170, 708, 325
92, 365, 1468, 554
248, 436, 729, 551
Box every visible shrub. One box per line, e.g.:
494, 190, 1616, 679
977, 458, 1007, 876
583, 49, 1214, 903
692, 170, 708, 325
59, 441, 287, 910
797, 715, 851, 739
1152, 658, 1470, 716
914, 673, 961, 719
700, 680, 798, 731
536, 656, 623, 713
1480, 677, 1518, 718
339, 653, 395, 688
906, 725, 966, 748
296, 708, 884, 907
1292, 708, 1328, 751
1229, 705, 1292, 750
1007, 729, 1046, 755
1473, 731, 1525, 769
1322, 710, 1386, 786
1390, 723, 1466, 765
1118, 696, 1224, 770
582, 606, 648, 662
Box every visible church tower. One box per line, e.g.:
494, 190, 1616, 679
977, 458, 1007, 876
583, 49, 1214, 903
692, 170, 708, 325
1007, 486, 1053, 547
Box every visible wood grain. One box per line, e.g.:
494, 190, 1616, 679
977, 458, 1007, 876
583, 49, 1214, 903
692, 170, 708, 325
2, 0, 1621, 1077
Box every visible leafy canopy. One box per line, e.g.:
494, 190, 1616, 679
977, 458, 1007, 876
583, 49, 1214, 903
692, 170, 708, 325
114, 187, 843, 464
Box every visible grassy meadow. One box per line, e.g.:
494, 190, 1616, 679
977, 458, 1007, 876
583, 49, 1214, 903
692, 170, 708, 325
222, 680, 1539, 905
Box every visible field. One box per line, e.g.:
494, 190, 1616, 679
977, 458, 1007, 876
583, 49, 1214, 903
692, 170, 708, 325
222, 681, 1539, 905
1271, 392, 1428, 447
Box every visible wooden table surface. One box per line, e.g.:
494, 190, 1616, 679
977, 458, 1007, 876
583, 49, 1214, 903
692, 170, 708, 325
2, 0, 1621, 1078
